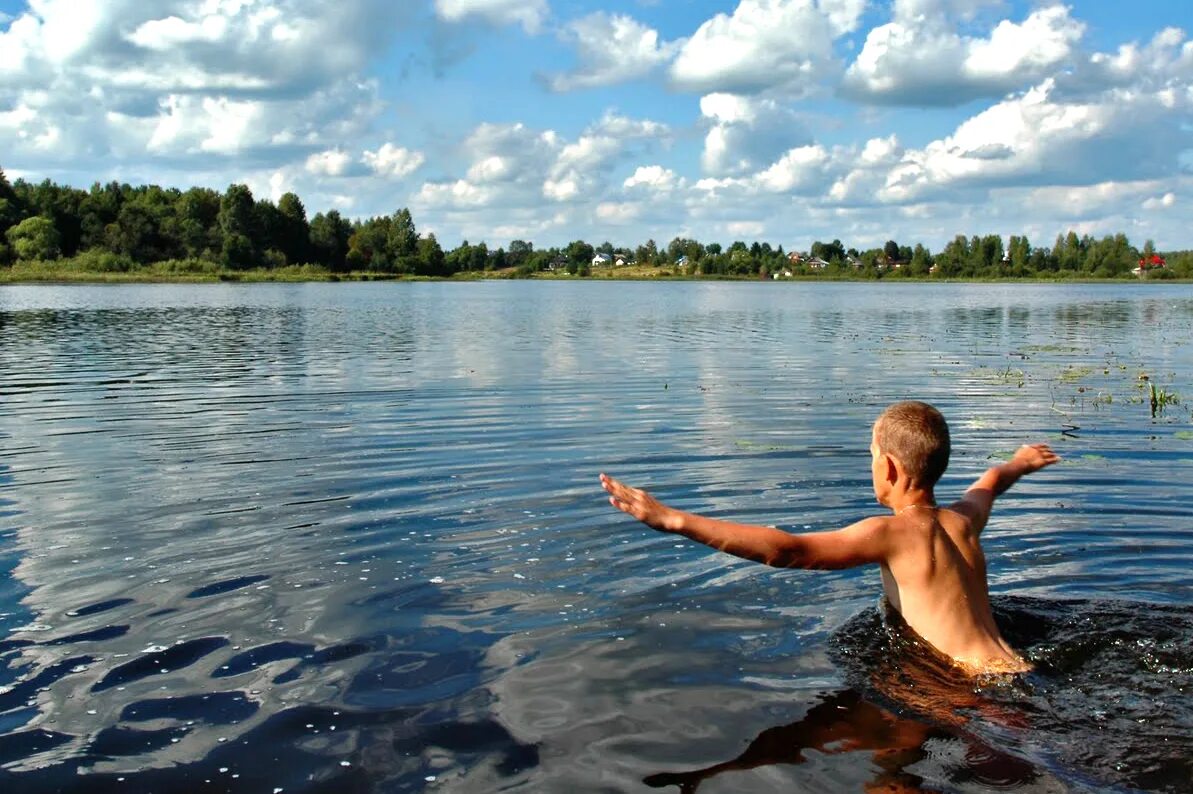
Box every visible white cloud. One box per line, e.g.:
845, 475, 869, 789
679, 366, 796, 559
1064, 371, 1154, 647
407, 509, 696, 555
756, 145, 832, 193
544, 112, 670, 203
1022, 180, 1171, 220
1142, 192, 1176, 210
549, 13, 681, 91
670, 0, 864, 96
126, 14, 230, 50
877, 75, 1189, 204
726, 220, 765, 237
842, 4, 1085, 106
306, 148, 353, 177
362, 143, 424, 179
0, 0, 398, 168
699, 93, 812, 176
624, 165, 682, 192
434, 0, 549, 34
413, 112, 671, 244
595, 202, 640, 223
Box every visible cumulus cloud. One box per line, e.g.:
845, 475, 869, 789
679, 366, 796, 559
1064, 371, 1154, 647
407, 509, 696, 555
1021, 180, 1172, 220
842, 4, 1085, 106
877, 76, 1189, 204
0, 0, 400, 168
305, 149, 353, 177
624, 165, 683, 192
549, 12, 681, 91
543, 112, 669, 202
699, 93, 813, 176
1141, 192, 1177, 211
595, 201, 640, 223
670, 0, 865, 96
363, 143, 424, 179
434, 0, 549, 34
413, 112, 671, 243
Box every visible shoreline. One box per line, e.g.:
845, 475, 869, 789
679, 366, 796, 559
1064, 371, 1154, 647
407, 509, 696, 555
2, 265, 1188, 287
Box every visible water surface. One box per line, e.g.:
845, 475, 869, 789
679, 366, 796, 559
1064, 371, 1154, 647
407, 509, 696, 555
1, 281, 1191, 792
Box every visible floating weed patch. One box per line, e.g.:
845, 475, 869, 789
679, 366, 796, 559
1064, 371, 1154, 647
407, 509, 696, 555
1057, 365, 1095, 383
734, 439, 794, 452
1021, 344, 1085, 353
968, 365, 1025, 387
1174, 430, 1193, 441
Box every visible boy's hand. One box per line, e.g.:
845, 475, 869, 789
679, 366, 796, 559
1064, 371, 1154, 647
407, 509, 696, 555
600, 473, 680, 532
1011, 443, 1060, 473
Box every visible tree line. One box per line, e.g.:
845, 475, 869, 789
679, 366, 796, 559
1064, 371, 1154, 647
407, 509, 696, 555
1, 169, 1189, 279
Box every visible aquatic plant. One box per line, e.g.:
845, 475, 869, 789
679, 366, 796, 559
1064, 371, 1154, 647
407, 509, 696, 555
1150, 383, 1180, 416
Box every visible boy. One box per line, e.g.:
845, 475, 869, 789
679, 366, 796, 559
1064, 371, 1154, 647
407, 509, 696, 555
600, 401, 1060, 675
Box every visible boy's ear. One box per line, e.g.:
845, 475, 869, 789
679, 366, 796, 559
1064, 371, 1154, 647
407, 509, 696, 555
882, 453, 900, 486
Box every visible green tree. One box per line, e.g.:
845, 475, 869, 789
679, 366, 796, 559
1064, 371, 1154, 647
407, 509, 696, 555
277, 192, 311, 265
310, 210, 351, 272
387, 208, 419, 271
105, 202, 157, 261
908, 243, 932, 276
218, 184, 259, 268
0, 167, 23, 239
935, 235, 969, 277
565, 240, 594, 273
508, 239, 534, 268
417, 233, 446, 276
175, 187, 221, 259
7, 216, 61, 260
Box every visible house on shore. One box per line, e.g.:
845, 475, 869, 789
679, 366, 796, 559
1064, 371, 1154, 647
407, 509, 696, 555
1132, 254, 1167, 276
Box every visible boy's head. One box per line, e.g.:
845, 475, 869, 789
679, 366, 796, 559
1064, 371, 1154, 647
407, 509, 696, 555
871, 402, 950, 497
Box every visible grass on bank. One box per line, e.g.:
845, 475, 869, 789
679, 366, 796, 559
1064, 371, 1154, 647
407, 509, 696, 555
2, 251, 1191, 284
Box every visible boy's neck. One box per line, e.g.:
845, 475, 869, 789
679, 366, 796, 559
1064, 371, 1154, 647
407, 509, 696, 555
887, 486, 937, 515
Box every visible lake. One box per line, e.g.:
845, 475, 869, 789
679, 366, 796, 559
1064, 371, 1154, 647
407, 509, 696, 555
0, 281, 1191, 792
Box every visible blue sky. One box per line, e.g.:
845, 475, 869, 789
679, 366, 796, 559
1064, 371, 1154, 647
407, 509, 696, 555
1, 1, 1190, 251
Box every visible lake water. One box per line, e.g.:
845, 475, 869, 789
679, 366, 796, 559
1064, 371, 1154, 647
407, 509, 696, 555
0, 281, 1191, 793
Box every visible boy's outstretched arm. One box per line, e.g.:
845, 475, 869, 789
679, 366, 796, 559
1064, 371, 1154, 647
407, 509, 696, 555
600, 473, 889, 569
951, 443, 1060, 533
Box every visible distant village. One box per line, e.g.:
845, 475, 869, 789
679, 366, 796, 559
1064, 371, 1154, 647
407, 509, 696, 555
563, 243, 1173, 279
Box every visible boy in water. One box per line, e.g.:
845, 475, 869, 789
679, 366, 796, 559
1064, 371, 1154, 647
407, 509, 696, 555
600, 401, 1060, 675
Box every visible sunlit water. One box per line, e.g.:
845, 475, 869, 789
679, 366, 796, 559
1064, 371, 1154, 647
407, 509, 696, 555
0, 281, 1190, 793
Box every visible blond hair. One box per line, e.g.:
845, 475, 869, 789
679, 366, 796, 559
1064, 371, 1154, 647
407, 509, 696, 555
874, 401, 950, 486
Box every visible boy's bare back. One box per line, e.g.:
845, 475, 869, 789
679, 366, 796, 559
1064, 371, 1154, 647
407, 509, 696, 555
600, 402, 1059, 676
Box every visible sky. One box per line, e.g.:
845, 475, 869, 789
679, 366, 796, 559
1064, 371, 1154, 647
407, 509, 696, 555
0, 0, 1190, 251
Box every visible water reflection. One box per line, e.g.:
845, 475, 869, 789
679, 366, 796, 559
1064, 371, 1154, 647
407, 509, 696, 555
641, 690, 1040, 793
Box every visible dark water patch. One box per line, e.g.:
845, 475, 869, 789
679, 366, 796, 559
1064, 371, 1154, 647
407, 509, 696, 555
186, 574, 271, 599
0, 637, 35, 654
64, 597, 134, 618
212, 640, 311, 678
0, 654, 95, 712
121, 691, 260, 724
92, 637, 229, 692
46, 625, 129, 644
0, 728, 73, 766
